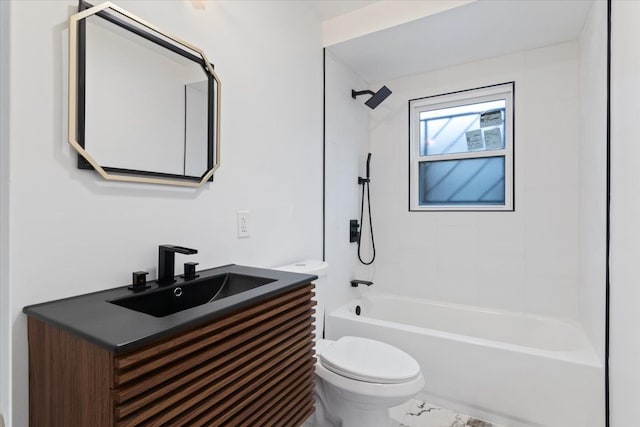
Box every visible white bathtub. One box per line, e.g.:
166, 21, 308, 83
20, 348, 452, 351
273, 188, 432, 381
325, 293, 604, 427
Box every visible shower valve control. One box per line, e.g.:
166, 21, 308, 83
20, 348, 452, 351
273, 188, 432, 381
349, 219, 360, 243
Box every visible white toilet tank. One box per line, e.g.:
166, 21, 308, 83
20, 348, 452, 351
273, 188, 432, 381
274, 260, 328, 340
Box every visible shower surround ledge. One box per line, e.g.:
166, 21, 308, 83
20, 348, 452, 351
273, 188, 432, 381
327, 293, 604, 427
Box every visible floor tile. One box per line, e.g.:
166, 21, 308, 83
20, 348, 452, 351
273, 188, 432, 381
393, 399, 502, 427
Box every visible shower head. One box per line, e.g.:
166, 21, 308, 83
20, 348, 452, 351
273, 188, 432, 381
365, 86, 392, 109
351, 85, 392, 110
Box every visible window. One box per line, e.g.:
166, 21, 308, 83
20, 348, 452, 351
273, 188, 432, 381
409, 82, 514, 211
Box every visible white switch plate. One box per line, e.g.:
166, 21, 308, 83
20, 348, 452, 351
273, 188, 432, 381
237, 211, 250, 238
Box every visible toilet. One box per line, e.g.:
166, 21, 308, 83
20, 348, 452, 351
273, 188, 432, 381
275, 260, 424, 427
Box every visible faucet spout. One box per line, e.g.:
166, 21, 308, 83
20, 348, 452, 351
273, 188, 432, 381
158, 244, 198, 285
350, 279, 373, 287
163, 245, 198, 255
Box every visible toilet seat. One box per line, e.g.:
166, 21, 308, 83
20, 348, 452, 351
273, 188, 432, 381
318, 336, 421, 384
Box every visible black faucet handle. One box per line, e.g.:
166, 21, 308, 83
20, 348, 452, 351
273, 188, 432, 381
128, 271, 150, 292
183, 262, 199, 280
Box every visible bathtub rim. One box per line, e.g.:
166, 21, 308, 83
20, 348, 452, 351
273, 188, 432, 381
330, 292, 603, 368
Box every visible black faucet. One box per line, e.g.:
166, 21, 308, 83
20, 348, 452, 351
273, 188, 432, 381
351, 279, 373, 287
158, 245, 198, 285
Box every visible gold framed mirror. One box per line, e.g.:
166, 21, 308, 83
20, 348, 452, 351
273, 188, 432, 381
68, 1, 221, 187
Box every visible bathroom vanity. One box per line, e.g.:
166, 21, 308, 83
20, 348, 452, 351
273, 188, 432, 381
24, 265, 317, 426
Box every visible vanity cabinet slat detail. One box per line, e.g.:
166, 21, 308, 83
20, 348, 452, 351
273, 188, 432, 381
28, 283, 316, 427
28, 317, 115, 426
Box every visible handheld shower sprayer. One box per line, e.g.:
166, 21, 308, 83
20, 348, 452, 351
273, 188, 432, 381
357, 153, 375, 265
359, 153, 372, 184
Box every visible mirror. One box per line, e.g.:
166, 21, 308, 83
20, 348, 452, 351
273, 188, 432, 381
68, 1, 221, 187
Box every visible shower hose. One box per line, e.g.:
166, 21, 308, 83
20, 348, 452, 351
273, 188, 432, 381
357, 179, 376, 265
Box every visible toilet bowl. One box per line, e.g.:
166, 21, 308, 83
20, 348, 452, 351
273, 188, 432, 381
273, 260, 424, 426
314, 337, 425, 427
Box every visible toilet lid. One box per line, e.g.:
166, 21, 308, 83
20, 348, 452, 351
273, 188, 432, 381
318, 336, 421, 384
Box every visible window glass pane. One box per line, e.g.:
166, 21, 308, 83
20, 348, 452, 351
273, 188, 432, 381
419, 100, 506, 156
418, 156, 505, 206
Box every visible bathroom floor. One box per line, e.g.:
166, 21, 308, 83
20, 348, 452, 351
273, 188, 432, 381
391, 399, 502, 427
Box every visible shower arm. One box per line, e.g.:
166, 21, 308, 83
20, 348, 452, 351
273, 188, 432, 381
351, 89, 376, 99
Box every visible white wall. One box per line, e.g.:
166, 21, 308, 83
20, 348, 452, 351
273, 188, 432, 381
611, 1, 640, 425
579, 0, 608, 362
324, 51, 371, 315
0, 2, 11, 425
365, 41, 581, 319
5, 1, 323, 425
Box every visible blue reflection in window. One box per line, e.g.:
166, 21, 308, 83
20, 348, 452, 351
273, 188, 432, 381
418, 157, 505, 206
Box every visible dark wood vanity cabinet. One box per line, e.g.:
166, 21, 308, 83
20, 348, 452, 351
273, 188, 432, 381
27, 284, 316, 426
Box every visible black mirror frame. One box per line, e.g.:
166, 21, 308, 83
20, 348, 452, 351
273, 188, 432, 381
69, 1, 221, 187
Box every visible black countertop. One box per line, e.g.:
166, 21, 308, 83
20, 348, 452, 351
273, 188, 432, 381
23, 264, 317, 354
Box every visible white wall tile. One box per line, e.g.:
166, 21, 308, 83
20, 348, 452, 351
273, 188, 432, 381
368, 41, 581, 319
429, 61, 480, 96
434, 225, 480, 304
363, 192, 401, 293
524, 189, 579, 278
578, 0, 607, 360
398, 245, 440, 301
325, 52, 371, 312
525, 41, 580, 101
524, 96, 580, 190
477, 51, 526, 88
369, 116, 403, 195
476, 212, 525, 255
524, 275, 578, 319
476, 253, 526, 311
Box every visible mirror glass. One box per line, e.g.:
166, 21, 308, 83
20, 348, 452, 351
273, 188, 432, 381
73, 2, 220, 184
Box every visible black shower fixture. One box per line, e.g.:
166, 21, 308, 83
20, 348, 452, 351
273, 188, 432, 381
351, 85, 392, 109
357, 153, 376, 265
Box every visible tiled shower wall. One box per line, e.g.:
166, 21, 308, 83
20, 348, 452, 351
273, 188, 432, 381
324, 51, 371, 316
578, 0, 607, 361
365, 41, 583, 320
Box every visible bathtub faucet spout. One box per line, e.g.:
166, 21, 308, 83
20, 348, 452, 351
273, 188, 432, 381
351, 279, 373, 287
